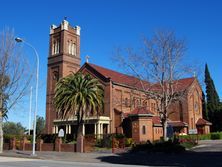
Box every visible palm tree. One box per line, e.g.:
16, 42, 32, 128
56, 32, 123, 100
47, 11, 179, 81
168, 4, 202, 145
54, 72, 104, 138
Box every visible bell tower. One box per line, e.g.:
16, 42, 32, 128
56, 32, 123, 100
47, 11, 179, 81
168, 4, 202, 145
45, 19, 81, 134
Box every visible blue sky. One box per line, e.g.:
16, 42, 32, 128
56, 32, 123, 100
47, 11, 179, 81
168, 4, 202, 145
0, 0, 221, 128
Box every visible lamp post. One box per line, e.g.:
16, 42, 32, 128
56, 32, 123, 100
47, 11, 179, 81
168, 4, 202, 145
28, 86, 33, 135
15, 37, 39, 156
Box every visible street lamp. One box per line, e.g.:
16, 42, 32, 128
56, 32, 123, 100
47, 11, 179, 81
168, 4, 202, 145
15, 37, 39, 156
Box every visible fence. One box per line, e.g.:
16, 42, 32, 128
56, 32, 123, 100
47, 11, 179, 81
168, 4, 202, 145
3, 134, 128, 153
3, 137, 76, 152
84, 134, 127, 153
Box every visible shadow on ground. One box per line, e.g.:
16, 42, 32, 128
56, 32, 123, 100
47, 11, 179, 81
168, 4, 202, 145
97, 151, 222, 167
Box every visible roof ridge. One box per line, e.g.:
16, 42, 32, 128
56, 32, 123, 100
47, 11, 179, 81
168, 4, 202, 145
86, 63, 195, 91
88, 63, 144, 81
88, 63, 195, 83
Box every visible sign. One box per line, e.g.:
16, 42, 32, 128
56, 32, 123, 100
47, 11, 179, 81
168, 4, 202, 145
189, 129, 198, 135
58, 129, 64, 137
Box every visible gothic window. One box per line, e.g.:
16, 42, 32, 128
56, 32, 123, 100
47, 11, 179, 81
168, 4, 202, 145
68, 41, 71, 54
194, 102, 199, 112
136, 99, 140, 107
52, 39, 60, 55
71, 43, 76, 56
124, 98, 129, 107
143, 100, 147, 107
56, 40, 60, 54
151, 103, 155, 111
133, 97, 136, 108
52, 41, 56, 55
53, 71, 59, 81
68, 40, 76, 56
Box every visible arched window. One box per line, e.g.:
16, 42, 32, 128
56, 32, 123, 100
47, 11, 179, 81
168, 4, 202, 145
143, 100, 147, 107
56, 40, 60, 54
52, 41, 56, 55
71, 43, 76, 56
136, 99, 140, 107
68, 41, 72, 54
53, 71, 59, 81
52, 39, 60, 54
125, 98, 129, 107
133, 97, 136, 108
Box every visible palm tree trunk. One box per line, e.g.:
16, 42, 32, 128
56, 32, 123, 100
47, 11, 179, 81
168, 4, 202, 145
77, 123, 83, 138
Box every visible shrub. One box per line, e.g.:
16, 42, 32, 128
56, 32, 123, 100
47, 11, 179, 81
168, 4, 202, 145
180, 142, 196, 149
154, 140, 185, 153
3, 134, 25, 142
95, 135, 112, 148
39, 134, 57, 143
131, 142, 153, 152
211, 132, 221, 140
115, 133, 125, 139
125, 138, 134, 147
199, 134, 211, 140
131, 140, 185, 153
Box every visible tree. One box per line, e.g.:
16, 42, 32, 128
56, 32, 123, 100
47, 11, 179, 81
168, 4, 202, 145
202, 91, 208, 120
116, 30, 191, 141
36, 116, 45, 136
54, 73, 104, 138
3, 122, 26, 135
0, 29, 32, 153
204, 64, 220, 131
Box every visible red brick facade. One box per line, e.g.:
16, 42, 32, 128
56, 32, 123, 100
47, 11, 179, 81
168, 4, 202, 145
45, 20, 211, 142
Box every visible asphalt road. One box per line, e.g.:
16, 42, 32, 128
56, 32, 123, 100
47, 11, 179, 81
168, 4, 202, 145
1, 140, 222, 167
191, 140, 222, 152
0, 156, 148, 167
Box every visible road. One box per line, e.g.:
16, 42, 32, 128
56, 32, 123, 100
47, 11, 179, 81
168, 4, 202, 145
1, 140, 222, 167
0, 156, 147, 167
192, 140, 222, 152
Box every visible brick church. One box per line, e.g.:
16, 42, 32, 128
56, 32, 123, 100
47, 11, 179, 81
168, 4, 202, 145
45, 20, 211, 143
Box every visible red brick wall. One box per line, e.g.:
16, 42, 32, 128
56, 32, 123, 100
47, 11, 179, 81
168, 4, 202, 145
24, 143, 32, 151
132, 117, 153, 143
153, 127, 163, 141
132, 119, 140, 143
61, 144, 76, 152
41, 143, 54, 151
138, 118, 153, 142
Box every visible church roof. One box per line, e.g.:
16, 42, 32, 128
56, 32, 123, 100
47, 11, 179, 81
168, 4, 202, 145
86, 63, 195, 91
196, 118, 212, 126
152, 116, 162, 126
128, 107, 154, 117
168, 121, 188, 127
88, 63, 150, 89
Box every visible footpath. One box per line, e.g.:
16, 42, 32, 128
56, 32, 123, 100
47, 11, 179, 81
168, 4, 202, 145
0, 150, 116, 163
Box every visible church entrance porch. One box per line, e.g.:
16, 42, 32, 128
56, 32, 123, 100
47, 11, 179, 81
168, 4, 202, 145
53, 116, 110, 139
